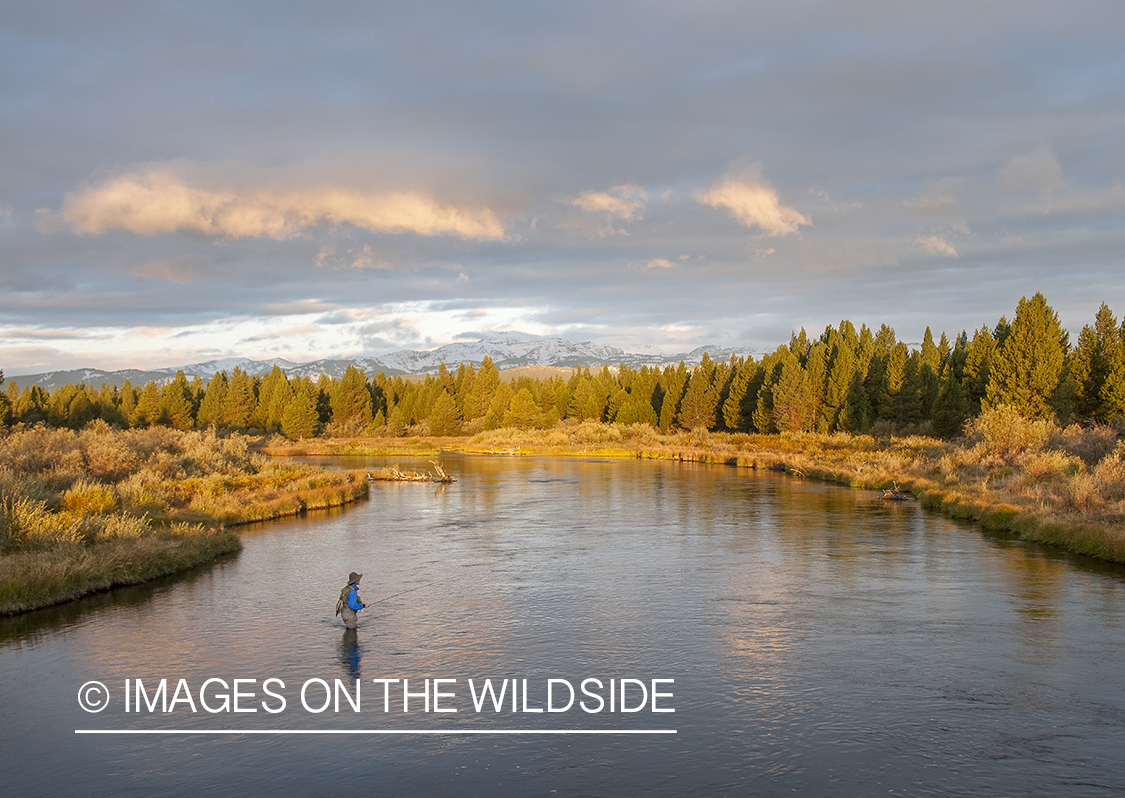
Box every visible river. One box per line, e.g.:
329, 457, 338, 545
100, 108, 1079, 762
2, 455, 1124, 797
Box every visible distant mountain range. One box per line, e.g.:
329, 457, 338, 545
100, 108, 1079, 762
10, 332, 756, 390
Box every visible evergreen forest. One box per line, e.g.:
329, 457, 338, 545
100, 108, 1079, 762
5, 294, 1124, 440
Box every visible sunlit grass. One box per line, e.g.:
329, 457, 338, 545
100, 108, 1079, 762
0, 422, 369, 613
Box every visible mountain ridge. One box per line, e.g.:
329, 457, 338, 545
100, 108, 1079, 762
8, 333, 757, 390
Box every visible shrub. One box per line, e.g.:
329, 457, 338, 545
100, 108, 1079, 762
965, 405, 1052, 459
1093, 445, 1125, 502
62, 479, 119, 515
1051, 424, 1120, 466
1023, 450, 1084, 483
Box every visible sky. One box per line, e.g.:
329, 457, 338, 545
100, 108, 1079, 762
1, 0, 1124, 375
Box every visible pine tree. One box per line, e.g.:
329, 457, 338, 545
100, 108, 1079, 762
1070, 303, 1119, 422
615, 394, 659, 426
569, 372, 609, 421
789, 328, 810, 360
133, 382, 166, 427
222, 368, 256, 426
197, 372, 228, 427
464, 357, 500, 421
658, 362, 689, 430
820, 333, 856, 433
804, 342, 829, 431
931, 364, 969, 438
751, 350, 785, 433
453, 363, 476, 420
898, 352, 927, 426
331, 366, 373, 428
722, 357, 754, 431
386, 404, 408, 437
118, 381, 137, 427
1101, 324, 1125, 421
679, 353, 720, 430
162, 371, 195, 430
14, 384, 49, 425
0, 369, 9, 426
984, 293, 1068, 419
877, 343, 908, 422
961, 325, 995, 415
67, 386, 97, 429
483, 381, 514, 430
255, 366, 289, 429
771, 352, 812, 432
918, 327, 943, 414
993, 316, 1011, 348
503, 387, 542, 429
541, 375, 571, 423
280, 383, 318, 439
428, 391, 461, 436
47, 384, 76, 427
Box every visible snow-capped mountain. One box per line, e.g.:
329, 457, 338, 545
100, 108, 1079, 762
10, 333, 755, 390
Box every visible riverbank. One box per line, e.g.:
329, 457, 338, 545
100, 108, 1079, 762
0, 424, 369, 614
265, 409, 1125, 564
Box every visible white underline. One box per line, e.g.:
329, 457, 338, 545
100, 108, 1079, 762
75, 729, 676, 735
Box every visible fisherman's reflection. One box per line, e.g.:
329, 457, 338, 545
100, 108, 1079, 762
340, 628, 361, 678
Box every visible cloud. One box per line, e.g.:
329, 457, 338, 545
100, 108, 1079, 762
244, 325, 325, 342
696, 164, 810, 237
1, 327, 111, 341
647, 258, 677, 269
315, 243, 395, 270
124, 252, 219, 283
999, 146, 1068, 196
914, 235, 959, 258
559, 184, 648, 238
56, 171, 507, 241
569, 184, 647, 221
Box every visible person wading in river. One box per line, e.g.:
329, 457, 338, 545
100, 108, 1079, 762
337, 572, 368, 629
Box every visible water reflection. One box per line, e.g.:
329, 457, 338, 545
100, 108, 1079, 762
339, 628, 361, 678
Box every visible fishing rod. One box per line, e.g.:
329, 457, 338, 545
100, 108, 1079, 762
367, 576, 456, 606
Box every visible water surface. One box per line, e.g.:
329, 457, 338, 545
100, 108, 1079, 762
2, 455, 1124, 796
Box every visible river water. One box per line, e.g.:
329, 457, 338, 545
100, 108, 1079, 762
2, 455, 1124, 797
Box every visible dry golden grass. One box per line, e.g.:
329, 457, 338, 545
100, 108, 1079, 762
0, 527, 240, 614
0, 422, 369, 613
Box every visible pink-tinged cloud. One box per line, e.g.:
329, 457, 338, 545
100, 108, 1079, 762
696, 165, 809, 236
914, 235, 959, 258
647, 258, 677, 269
58, 171, 507, 241
569, 184, 647, 221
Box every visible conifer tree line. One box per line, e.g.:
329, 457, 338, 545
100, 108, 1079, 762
3, 293, 1124, 439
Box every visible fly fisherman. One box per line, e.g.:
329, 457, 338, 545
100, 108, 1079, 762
337, 572, 368, 629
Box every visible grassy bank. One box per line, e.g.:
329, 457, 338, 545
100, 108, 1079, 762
0, 423, 369, 614
265, 407, 1125, 564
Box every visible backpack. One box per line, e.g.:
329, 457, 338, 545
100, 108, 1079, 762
335, 584, 353, 616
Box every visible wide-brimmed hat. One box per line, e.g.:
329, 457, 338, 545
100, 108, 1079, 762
348, 572, 363, 584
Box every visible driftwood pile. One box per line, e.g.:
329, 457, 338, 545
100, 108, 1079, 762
369, 461, 456, 484
882, 481, 910, 501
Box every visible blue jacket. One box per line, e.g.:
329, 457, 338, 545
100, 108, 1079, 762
346, 584, 364, 611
